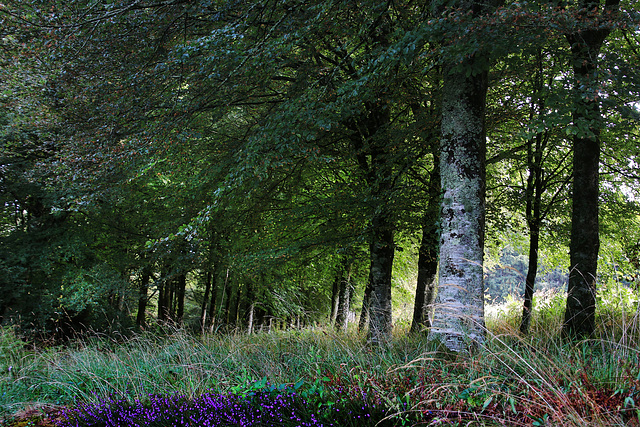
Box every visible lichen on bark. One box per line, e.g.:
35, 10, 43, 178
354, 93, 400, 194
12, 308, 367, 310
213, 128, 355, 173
429, 61, 488, 352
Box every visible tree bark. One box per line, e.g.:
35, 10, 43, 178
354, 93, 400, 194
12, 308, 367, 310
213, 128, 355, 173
200, 270, 212, 331
176, 273, 186, 324
368, 212, 395, 344
330, 270, 341, 325
430, 60, 488, 352
335, 259, 353, 332
562, 0, 618, 339
521, 50, 546, 335
411, 158, 440, 334
210, 267, 229, 332
136, 268, 151, 328
247, 301, 255, 334
158, 271, 171, 322
520, 221, 540, 335
358, 268, 373, 333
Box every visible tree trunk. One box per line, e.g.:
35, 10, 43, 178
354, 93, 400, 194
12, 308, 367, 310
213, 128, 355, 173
430, 60, 488, 352
200, 270, 212, 332
520, 222, 540, 335
562, 0, 618, 339
176, 273, 186, 324
521, 51, 546, 335
211, 267, 230, 332
411, 157, 440, 334
335, 259, 353, 332
225, 281, 236, 326
136, 268, 151, 328
231, 283, 243, 328
247, 301, 255, 334
165, 276, 175, 322
358, 268, 372, 333
207, 266, 223, 332
330, 271, 341, 325
158, 274, 170, 322
411, 214, 439, 334
368, 212, 395, 344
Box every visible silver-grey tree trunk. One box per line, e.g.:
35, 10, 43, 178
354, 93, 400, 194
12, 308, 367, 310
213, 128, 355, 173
430, 64, 488, 352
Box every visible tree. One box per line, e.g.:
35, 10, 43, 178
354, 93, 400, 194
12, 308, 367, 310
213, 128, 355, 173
429, 0, 501, 352
563, 0, 621, 339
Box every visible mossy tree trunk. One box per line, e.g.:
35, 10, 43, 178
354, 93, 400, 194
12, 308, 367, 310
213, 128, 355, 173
430, 60, 488, 352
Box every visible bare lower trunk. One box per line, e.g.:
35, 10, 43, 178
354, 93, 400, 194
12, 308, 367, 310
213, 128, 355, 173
520, 226, 539, 334
330, 272, 341, 325
136, 268, 151, 328
176, 273, 186, 325
368, 214, 395, 344
358, 269, 372, 333
411, 159, 440, 334
411, 216, 439, 334
247, 302, 255, 334
200, 271, 212, 331
430, 62, 488, 352
335, 260, 353, 332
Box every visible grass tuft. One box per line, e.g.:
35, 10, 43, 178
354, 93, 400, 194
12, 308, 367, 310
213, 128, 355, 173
1, 289, 639, 426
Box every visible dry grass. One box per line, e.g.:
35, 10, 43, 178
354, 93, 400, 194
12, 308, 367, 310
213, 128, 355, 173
1, 288, 639, 426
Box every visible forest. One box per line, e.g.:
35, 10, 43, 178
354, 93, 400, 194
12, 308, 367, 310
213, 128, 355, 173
2, 0, 640, 425
1, 0, 640, 344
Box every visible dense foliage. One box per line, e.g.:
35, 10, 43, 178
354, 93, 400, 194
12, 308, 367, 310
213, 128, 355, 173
0, 0, 639, 344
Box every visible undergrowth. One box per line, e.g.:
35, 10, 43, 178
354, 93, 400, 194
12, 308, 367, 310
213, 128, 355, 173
1, 288, 639, 426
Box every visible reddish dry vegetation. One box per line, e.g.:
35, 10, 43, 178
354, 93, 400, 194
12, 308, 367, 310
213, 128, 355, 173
5, 364, 639, 426
4, 406, 65, 427
322, 359, 640, 426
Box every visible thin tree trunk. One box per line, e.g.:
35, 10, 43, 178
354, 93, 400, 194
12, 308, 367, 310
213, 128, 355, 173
136, 268, 151, 328
358, 258, 373, 333
176, 273, 186, 324
335, 260, 353, 332
247, 302, 255, 334
330, 271, 341, 325
521, 122, 545, 334
200, 270, 212, 332
231, 283, 243, 328
167, 277, 176, 322
207, 266, 222, 332
521, 223, 540, 334
521, 50, 546, 335
411, 214, 439, 334
158, 273, 169, 322
411, 158, 440, 334
225, 281, 235, 326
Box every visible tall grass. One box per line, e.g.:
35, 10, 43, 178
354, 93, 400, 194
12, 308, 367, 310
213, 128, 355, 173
1, 288, 639, 426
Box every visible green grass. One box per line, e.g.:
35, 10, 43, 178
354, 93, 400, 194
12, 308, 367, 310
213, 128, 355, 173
2, 289, 640, 426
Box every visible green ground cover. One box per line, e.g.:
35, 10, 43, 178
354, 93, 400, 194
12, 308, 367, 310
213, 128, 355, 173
1, 291, 639, 426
